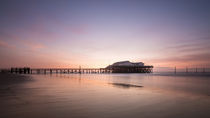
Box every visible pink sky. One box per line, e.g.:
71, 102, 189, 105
0, 0, 210, 71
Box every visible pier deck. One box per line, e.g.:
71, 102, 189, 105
10, 67, 153, 74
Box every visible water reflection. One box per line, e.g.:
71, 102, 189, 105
110, 83, 143, 89
0, 73, 210, 118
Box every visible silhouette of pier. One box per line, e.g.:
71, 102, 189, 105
10, 67, 112, 74
10, 67, 153, 74
2, 67, 210, 74
173, 66, 210, 74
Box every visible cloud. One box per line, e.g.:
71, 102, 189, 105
150, 52, 210, 67
0, 30, 47, 51
20, 40, 46, 51
0, 40, 15, 49
154, 37, 210, 67
167, 40, 209, 53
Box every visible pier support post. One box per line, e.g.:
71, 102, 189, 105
186, 67, 188, 73
203, 68, 205, 73
37, 69, 40, 74
11, 68, 14, 73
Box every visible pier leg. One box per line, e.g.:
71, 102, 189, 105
15, 68, 18, 74
37, 69, 40, 74
11, 68, 14, 73
186, 67, 188, 73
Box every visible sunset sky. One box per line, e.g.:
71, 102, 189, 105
0, 0, 210, 69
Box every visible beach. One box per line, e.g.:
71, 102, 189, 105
0, 73, 210, 118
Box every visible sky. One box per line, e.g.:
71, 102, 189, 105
0, 0, 210, 70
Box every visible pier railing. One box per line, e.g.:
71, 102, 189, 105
10, 68, 112, 74
3, 67, 210, 74
9, 66, 153, 74
173, 67, 210, 74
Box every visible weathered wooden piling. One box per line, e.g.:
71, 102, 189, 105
203, 68, 205, 73
10, 67, 30, 74
186, 67, 188, 73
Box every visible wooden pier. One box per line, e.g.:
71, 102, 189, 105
10, 67, 112, 74
10, 66, 153, 74
108, 66, 153, 73
6, 67, 210, 74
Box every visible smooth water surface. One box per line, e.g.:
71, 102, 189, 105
0, 73, 210, 118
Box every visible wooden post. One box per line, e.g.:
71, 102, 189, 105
37, 69, 40, 74
44, 69, 46, 74
23, 68, 26, 74
11, 68, 14, 73
174, 66, 176, 74
79, 66, 81, 74
15, 68, 18, 74
203, 68, 205, 73
28, 68, 30, 74
186, 67, 188, 73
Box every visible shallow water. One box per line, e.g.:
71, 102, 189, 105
0, 73, 210, 118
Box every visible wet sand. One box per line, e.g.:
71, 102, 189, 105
0, 73, 210, 118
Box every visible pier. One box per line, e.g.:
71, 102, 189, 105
6, 61, 155, 74
9, 66, 153, 74
10, 67, 113, 74
2, 67, 210, 74
108, 66, 153, 73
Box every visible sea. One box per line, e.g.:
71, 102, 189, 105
0, 73, 210, 118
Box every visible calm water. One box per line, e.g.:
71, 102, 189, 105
0, 73, 210, 118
